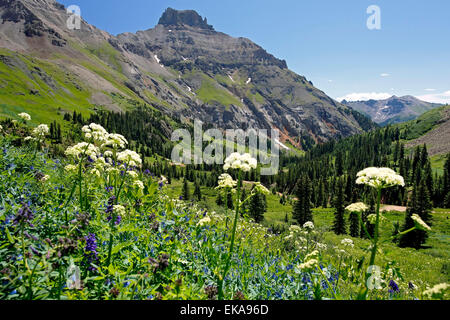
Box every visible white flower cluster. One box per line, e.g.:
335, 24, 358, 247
32, 124, 49, 140
223, 152, 257, 172
411, 214, 431, 231
65, 142, 100, 160
422, 283, 449, 299
82, 123, 108, 144
305, 250, 319, 261
159, 176, 168, 185
367, 213, 387, 225
117, 149, 142, 167
133, 180, 144, 191
113, 205, 126, 216
252, 182, 270, 195
341, 238, 354, 248
102, 133, 128, 149
345, 202, 368, 212
18, 112, 31, 121
298, 258, 318, 271
216, 173, 237, 189
356, 167, 405, 189
197, 216, 211, 226
303, 221, 315, 229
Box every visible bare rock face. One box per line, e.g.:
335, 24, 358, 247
0, 3, 376, 145
158, 7, 214, 30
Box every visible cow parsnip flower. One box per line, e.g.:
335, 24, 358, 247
341, 238, 354, 248
18, 112, 31, 121
82, 123, 108, 144
197, 216, 211, 226
127, 171, 138, 179
303, 221, 315, 229
253, 182, 270, 195
102, 133, 128, 150
113, 205, 126, 216
133, 180, 144, 190
65, 142, 100, 160
411, 214, 431, 231
422, 283, 449, 299
305, 250, 319, 260
367, 213, 387, 225
117, 150, 142, 167
216, 173, 237, 189
356, 167, 405, 189
65, 164, 77, 172
345, 202, 369, 212
289, 225, 301, 233
32, 124, 49, 139
298, 259, 318, 271
223, 152, 257, 172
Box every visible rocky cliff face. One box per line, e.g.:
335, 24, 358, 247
0, 1, 375, 146
158, 7, 214, 30
342, 96, 441, 126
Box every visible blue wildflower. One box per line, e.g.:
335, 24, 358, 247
389, 280, 400, 293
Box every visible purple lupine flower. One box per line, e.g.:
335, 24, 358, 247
105, 196, 120, 225
13, 202, 34, 226
389, 280, 400, 293
83, 233, 99, 272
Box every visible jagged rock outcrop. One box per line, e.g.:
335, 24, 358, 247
158, 7, 214, 30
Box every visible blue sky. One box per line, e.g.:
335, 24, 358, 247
59, 0, 450, 103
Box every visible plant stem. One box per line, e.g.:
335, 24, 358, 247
366, 187, 382, 290
218, 171, 241, 300
318, 266, 339, 300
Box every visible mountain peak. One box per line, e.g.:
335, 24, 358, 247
157, 8, 214, 30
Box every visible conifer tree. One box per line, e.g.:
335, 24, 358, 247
226, 189, 234, 210
332, 178, 346, 235
292, 176, 313, 225
216, 191, 224, 206
193, 180, 202, 201
249, 190, 266, 223
399, 179, 432, 248
348, 210, 359, 238
444, 153, 450, 208
181, 177, 190, 201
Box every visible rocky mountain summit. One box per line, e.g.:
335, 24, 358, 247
342, 96, 441, 126
0, 1, 376, 146
158, 7, 214, 30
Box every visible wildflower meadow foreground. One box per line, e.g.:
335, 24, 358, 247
0, 117, 448, 301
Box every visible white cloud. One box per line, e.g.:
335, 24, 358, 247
380, 73, 390, 77
416, 90, 450, 104
424, 88, 436, 92
337, 92, 392, 102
